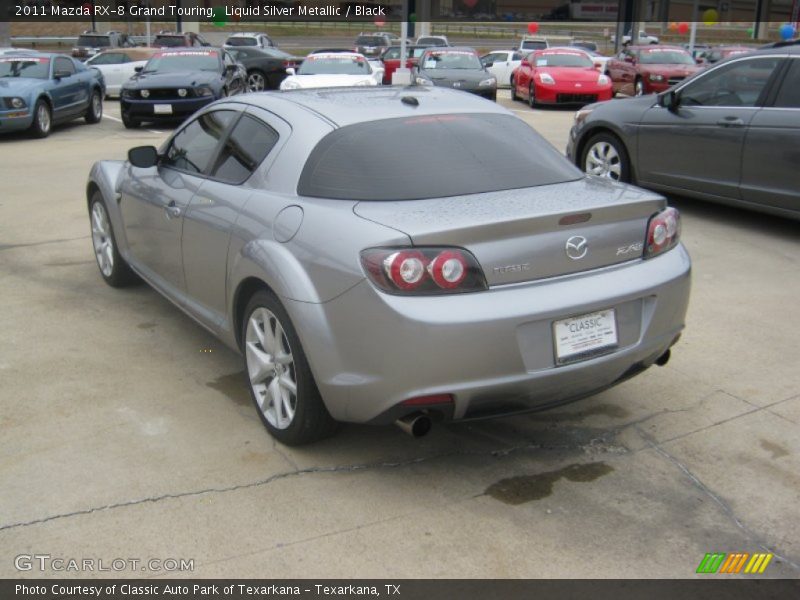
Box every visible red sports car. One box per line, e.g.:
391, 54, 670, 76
511, 48, 613, 107
606, 45, 702, 96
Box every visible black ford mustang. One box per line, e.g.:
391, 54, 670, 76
120, 48, 246, 128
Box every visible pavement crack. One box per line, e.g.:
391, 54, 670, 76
0, 235, 90, 252
636, 425, 800, 574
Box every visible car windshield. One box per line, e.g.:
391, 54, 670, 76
298, 113, 581, 201
226, 37, 257, 47
422, 51, 482, 70
639, 49, 694, 65
77, 36, 110, 47
143, 51, 219, 73
298, 55, 370, 75
0, 57, 50, 79
535, 52, 593, 68
355, 36, 384, 46
154, 36, 186, 48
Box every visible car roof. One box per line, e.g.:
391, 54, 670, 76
154, 47, 221, 54
227, 32, 265, 37
244, 86, 507, 128
629, 44, 686, 51
422, 46, 477, 53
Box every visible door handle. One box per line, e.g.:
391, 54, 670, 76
717, 117, 745, 128
165, 201, 182, 219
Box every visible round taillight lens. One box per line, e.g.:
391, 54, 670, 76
428, 250, 468, 289
383, 251, 427, 290
652, 222, 667, 246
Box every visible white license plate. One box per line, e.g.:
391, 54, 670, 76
153, 104, 172, 114
553, 309, 618, 364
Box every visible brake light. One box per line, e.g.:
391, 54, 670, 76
644, 207, 681, 258
360, 247, 487, 295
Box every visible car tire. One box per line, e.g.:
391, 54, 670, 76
510, 76, 518, 101
29, 99, 52, 138
247, 69, 267, 92
85, 89, 103, 124
580, 132, 632, 183
242, 289, 338, 446
528, 83, 536, 108
634, 78, 645, 97
121, 110, 140, 129
89, 191, 138, 287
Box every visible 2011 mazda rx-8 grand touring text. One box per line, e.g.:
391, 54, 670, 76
86, 87, 691, 445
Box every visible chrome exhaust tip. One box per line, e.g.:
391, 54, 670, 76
395, 413, 432, 438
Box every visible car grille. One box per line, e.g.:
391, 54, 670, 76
138, 88, 198, 100
668, 76, 686, 85
556, 93, 598, 103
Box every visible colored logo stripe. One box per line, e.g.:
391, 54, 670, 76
697, 553, 726, 574
744, 553, 773, 574
696, 552, 773, 574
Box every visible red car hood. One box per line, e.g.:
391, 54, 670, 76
640, 64, 701, 77
536, 67, 602, 83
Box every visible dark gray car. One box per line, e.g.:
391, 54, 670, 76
414, 47, 497, 100
567, 42, 800, 220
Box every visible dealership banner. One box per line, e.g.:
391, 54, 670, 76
1, 0, 799, 23
3, 579, 800, 600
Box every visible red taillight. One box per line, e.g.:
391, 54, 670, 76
360, 247, 487, 295
385, 250, 427, 290
401, 394, 454, 406
645, 207, 681, 258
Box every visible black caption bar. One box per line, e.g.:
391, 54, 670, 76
4, 580, 800, 600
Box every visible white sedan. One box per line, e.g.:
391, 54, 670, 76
85, 48, 158, 98
280, 52, 383, 90
480, 50, 524, 87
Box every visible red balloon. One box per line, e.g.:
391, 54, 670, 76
677, 22, 689, 35
463, 0, 478, 7
527, 22, 539, 35
374, 16, 386, 27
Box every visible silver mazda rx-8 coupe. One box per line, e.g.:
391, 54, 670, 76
87, 87, 691, 445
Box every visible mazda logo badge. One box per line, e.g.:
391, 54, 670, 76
566, 236, 588, 260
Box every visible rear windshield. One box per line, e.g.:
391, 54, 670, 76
226, 37, 257, 47
355, 36, 386, 46
154, 36, 186, 48
521, 40, 548, 50
78, 35, 111, 47
298, 113, 581, 201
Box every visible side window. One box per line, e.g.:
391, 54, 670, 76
210, 114, 279, 183
54, 57, 76, 76
92, 53, 125, 65
512, 52, 524, 61
384, 48, 400, 60
773, 59, 800, 108
680, 57, 781, 107
223, 52, 235, 67
163, 111, 237, 174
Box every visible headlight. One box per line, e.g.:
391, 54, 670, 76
195, 86, 214, 97
574, 107, 593, 126
539, 73, 555, 85
177, 88, 187, 97
597, 74, 610, 85
121, 89, 136, 99
281, 80, 301, 90
478, 77, 496, 88
140, 89, 150, 98
7, 97, 26, 109
415, 76, 433, 86
648, 73, 665, 82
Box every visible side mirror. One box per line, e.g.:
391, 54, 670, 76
134, 65, 143, 73
53, 70, 71, 79
658, 90, 680, 112
483, 60, 494, 68
128, 146, 159, 168
225, 64, 236, 73
696, 58, 704, 64
520, 59, 530, 67
623, 56, 635, 64
285, 67, 296, 76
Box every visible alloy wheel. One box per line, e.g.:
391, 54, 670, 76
247, 72, 266, 92
585, 141, 623, 181
37, 103, 51, 134
245, 308, 297, 430
90, 202, 114, 277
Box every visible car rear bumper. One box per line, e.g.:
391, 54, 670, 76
287, 245, 691, 424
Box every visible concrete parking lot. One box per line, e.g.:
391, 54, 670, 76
1, 93, 798, 579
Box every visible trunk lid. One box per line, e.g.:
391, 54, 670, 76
353, 178, 665, 286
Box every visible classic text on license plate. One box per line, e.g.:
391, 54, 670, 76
553, 309, 618, 364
